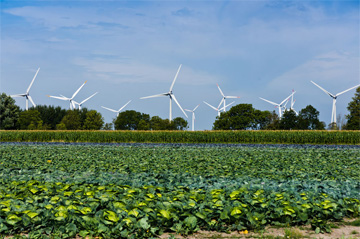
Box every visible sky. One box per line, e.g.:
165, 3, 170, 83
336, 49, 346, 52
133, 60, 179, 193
1, 0, 359, 130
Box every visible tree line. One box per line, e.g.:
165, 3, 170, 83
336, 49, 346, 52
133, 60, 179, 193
1, 87, 359, 130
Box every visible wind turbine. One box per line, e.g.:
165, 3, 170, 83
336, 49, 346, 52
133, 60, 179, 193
260, 93, 293, 118
204, 101, 235, 117
140, 64, 188, 121
47, 81, 87, 110
11, 67, 40, 110
101, 100, 131, 117
282, 90, 297, 115
311, 81, 360, 124
216, 84, 241, 112
185, 104, 200, 131
73, 92, 98, 110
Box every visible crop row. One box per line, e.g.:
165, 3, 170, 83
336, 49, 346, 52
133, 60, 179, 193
1, 130, 360, 144
0, 144, 359, 238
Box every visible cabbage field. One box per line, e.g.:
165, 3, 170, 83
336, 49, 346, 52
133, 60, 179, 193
0, 143, 359, 238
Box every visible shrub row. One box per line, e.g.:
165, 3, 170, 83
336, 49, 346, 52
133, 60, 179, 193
0, 130, 359, 144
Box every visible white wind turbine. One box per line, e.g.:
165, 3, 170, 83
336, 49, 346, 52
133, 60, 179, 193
11, 67, 40, 110
260, 93, 294, 118
47, 81, 87, 110
73, 92, 98, 110
185, 104, 200, 131
311, 81, 360, 124
216, 84, 241, 112
204, 101, 235, 117
282, 90, 297, 115
140, 64, 188, 121
101, 100, 132, 117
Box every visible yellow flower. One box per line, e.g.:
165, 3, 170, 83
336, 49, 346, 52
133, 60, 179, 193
47, 160, 52, 163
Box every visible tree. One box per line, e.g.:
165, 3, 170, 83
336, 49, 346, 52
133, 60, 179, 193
102, 123, 113, 130
263, 111, 280, 130
279, 110, 298, 130
138, 120, 150, 130
345, 87, 360, 130
114, 110, 150, 130
0, 93, 21, 129
171, 117, 188, 130
32, 105, 67, 130
83, 110, 104, 130
297, 105, 325, 130
18, 109, 43, 130
213, 104, 270, 130
59, 110, 82, 130
150, 116, 168, 130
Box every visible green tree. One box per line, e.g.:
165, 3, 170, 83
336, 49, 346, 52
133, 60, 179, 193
264, 111, 280, 130
279, 110, 298, 130
297, 105, 325, 130
213, 104, 270, 130
32, 105, 67, 130
345, 87, 360, 130
150, 116, 169, 130
114, 110, 150, 130
171, 117, 188, 130
138, 120, 150, 130
0, 93, 21, 129
83, 110, 104, 130
18, 109, 43, 130
60, 110, 82, 130
102, 123, 113, 130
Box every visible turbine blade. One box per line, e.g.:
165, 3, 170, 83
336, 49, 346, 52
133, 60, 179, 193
140, 93, 167, 99
11, 94, 26, 98
217, 98, 225, 109
203, 101, 217, 111
101, 106, 118, 113
26, 67, 40, 94
259, 97, 279, 106
169, 64, 182, 92
80, 92, 98, 105
184, 109, 192, 112
28, 95, 36, 107
311, 81, 335, 98
172, 94, 188, 118
72, 81, 87, 99
336, 84, 360, 97
47, 95, 68, 100
193, 104, 200, 111
71, 100, 76, 109
119, 100, 132, 111
216, 84, 225, 97
225, 96, 241, 99
220, 101, 235, 111
280, 93, 293, 106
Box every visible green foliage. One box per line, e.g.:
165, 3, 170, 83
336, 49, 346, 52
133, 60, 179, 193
60, 110, 82, 130
0, 93, 21, 130
0, 144, 359, 237
213, 104, 272, 130
18, 109, 43, 130
102, 123, 113, 130
82, 110, 104, 130
345, 87, 360, 130
32, 105, 67, 130
171, 117, 188, 130
279, 110, 298, 130
298, 105, 325, 130
1, 130, 360, 144
114, 110, 150, 130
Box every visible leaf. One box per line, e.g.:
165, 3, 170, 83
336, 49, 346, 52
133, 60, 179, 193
105, 210, 119, 222
159, 209, 171, 219
139, 217, 150, 230
231, 207, 242, 216
184, 216, 197, 229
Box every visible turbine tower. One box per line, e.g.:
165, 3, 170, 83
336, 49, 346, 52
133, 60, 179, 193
216, 84, 240, 112
185, 104, 200, 131
204, 101, 235, 117
260, 92, 294, 118
47, 81, 87, 110
140, 64, 188, 121
74, 92, 98, 110
101, 100, 132, 117
311, 81, 360, 124
11, 67, 40, 110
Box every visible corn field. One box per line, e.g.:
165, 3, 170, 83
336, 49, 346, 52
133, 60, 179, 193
0, 130, 359, 144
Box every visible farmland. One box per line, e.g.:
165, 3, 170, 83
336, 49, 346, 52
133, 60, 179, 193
0, 143, 359, 238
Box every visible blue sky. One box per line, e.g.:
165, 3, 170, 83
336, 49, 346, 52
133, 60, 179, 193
1, 0, 359, 130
